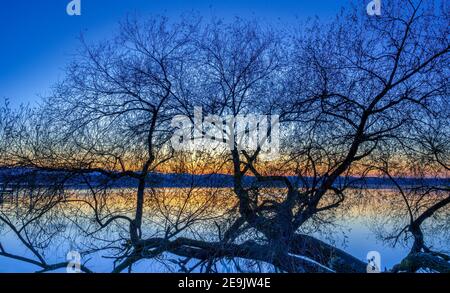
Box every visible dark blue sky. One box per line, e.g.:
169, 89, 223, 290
0, 0, 353, 107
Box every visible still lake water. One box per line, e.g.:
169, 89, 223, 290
0, 188, 448, 273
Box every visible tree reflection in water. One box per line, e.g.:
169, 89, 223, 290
1, 187, 448, 272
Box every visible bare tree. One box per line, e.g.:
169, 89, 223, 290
0, 0, 448, 273
369, 107, 449, 272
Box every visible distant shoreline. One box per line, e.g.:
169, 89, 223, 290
1, 167, 448, 190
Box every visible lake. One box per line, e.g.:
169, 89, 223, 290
0, 188, 448, 273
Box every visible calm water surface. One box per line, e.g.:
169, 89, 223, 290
0, 188, 448, 272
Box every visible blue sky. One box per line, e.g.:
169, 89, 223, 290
0, 0, 353, 107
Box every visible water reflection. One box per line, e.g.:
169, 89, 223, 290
0, 188, 448, 272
